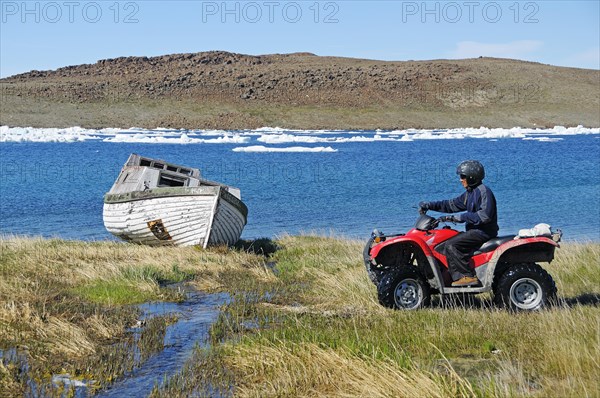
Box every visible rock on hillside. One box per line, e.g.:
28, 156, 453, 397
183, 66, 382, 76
1, 51, 598, 129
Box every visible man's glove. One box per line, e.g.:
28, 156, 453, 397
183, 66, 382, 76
418, 201, 430, 215
439, 215, 460, 223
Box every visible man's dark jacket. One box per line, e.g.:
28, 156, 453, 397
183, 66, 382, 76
429, 183, 499, 238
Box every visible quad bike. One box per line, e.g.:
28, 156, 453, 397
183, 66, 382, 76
364, 214, 562, 311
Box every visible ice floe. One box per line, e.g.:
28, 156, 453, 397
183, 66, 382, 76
522, 137, 564, 142
103, 132, 250, 144
0, 126, 106, 142
232, 145, 337, 153
1, 125, 597, 148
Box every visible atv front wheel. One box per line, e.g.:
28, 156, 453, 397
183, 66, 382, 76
493, 263, 557, 311
378, 267, 431, 310
366, 265, 388, 286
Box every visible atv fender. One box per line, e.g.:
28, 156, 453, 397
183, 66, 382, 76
488, 236, 558, 266
481, 236, 559, 287
369, 235, 434, 259
369, 237, 444, 290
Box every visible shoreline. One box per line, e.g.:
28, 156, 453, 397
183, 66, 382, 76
2, 231, 600, 245
2, 102, 598, 132
3, 122, 600, 132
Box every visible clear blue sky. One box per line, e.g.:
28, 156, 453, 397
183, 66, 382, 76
1, 1, 598, 78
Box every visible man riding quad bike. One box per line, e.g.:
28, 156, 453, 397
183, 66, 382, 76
363, 160, 561, 311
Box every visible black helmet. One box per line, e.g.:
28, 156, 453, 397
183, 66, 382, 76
456, 160, 485, 186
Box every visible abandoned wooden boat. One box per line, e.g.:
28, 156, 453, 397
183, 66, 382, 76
103, 154, 248, 247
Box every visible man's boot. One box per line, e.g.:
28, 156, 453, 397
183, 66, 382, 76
451, 276, 481, 287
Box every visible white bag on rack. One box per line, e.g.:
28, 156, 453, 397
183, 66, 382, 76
515, 223, 552, 238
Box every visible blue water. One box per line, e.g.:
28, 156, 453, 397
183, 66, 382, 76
96, 291, 228, 398
1, 133, 599, 242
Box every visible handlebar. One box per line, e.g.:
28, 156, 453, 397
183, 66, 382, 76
436, 216, 458, 225
416, 206, 457, 224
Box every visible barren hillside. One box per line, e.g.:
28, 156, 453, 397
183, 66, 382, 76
1, 51, 598, 129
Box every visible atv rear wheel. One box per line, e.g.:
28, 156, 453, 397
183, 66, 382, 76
493, 263, 557, 311
378, 267, 431, 310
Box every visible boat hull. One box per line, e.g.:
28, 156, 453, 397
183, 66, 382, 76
103, 186, 247, 248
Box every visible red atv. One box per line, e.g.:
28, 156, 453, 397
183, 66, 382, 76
364, 215, 562, 311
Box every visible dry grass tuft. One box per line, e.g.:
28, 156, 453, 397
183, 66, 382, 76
227, 342, 475, 398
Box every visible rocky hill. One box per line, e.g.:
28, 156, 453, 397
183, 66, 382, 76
1, 51, 598, 129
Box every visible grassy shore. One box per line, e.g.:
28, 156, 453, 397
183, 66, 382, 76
1, 236, 599, 397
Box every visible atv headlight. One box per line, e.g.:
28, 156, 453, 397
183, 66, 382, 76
371, 229, 385, 244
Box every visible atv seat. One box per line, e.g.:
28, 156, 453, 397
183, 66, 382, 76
473, 235, 516, 255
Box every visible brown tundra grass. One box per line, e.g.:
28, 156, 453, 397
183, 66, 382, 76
0, 236, 272, 396
1, 235, 599, 397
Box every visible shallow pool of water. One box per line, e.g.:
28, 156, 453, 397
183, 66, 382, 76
95, 290, 229, 397
1, 289, 229, 397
